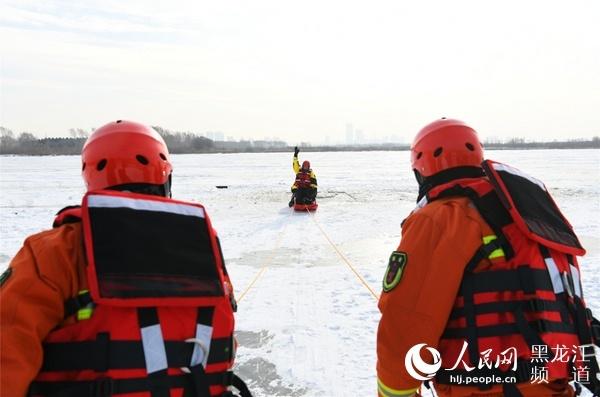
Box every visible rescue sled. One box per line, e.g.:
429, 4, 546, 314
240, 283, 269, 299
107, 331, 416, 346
293, 201, 318, 212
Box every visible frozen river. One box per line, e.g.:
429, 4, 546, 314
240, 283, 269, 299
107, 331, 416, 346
1, 149, 599, 396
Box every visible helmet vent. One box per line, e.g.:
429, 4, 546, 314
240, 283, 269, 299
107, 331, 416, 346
82, 162, 86, 171
97, 159, 107, 171
416, 152, 423, 160
136, 155, 149, 165
433, 147, 443, 157
465, 143, 475, 151
159, 153, 167, 161
116, 120, 122, 123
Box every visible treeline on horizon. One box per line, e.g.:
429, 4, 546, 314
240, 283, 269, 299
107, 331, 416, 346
0, 126, 599, 156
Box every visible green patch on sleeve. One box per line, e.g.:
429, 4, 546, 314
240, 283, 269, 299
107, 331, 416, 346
382, 251, 407, 292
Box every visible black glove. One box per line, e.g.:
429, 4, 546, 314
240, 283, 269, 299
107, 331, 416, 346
294, 146, 299, 156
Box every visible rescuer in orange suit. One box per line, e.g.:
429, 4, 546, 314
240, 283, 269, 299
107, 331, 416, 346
377, 118, 599, 397
0, 121, 251, 397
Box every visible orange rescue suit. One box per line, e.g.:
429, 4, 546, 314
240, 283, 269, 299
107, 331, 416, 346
1, 223, 87, 397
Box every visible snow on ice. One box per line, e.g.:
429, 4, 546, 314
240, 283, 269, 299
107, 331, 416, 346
1, 150, 598, 396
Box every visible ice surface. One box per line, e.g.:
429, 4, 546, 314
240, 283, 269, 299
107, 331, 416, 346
1, 150, 598, 396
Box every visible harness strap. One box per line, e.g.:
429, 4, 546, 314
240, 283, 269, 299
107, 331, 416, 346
449, 298, 567, 320
28, 372, 235, 397
455, 268, 554, 295
63, 291, 92, 318
52, 206, 82, 228
458, 241, 509, 367
189, 307, 216, 369
41, 337, 233, 371
231, 374, 253, 397
443, 319, 576, 339
460, 273, 480, 367
513, 306, 552, 358
433, 187, 515, 259
138, 307, 169, 397
185, 364, 211, 397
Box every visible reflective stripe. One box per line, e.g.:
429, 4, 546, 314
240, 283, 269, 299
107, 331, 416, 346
377, 379, 418, 397
544, 256, 564, 294
570, 264, 582, 298
76, 289, 93, 320
190, 324, 213, 368
482, 235, 505, 259
88, 195, 205, 219
492, 163, 546, 190
77, 307, 93, 321
140, 324, 168, 374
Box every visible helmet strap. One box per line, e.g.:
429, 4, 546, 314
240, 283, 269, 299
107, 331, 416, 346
164, 174, 172, 198
110, 180, 171, 198
416, 166, 485, 202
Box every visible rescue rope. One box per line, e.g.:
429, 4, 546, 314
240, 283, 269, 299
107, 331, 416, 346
305, 208, 380, 300
237, 209, 293, 303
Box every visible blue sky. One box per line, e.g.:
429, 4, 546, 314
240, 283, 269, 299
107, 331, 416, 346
1, 0, 599, 143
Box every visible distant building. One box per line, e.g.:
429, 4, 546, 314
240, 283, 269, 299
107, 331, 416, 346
346, 123, 354, 144
355, 129, 364, 144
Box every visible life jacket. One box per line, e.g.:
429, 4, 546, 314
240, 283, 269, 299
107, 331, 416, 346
29, 190, 252, 397
422, 160, 600, 396
295, 171, 313, 189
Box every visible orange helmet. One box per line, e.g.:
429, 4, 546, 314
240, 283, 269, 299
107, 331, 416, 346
82, 120, 172, 194
302, 160, 310, 171
411, 118, 484, 178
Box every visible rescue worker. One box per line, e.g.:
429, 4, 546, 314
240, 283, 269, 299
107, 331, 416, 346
377, 118, 600, 397
289, 146, 318, 207
0, 120, 251, 397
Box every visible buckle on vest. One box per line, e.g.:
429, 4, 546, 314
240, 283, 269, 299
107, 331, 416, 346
93, 377, 113, 397
180, 338, 209, 374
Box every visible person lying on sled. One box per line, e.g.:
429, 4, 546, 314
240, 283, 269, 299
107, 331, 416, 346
289, 146, 318, 207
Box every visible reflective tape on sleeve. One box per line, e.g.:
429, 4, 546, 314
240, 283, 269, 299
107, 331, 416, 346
377, 378, 418, 397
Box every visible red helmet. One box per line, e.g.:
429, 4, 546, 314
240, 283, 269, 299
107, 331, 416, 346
411, 118, 484, 178
301, 160, 310, 171
82, 120, 172, 192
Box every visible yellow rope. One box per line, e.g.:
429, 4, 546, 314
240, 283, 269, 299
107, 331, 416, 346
306, 207, 380, 300
237, 209, 293, 303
